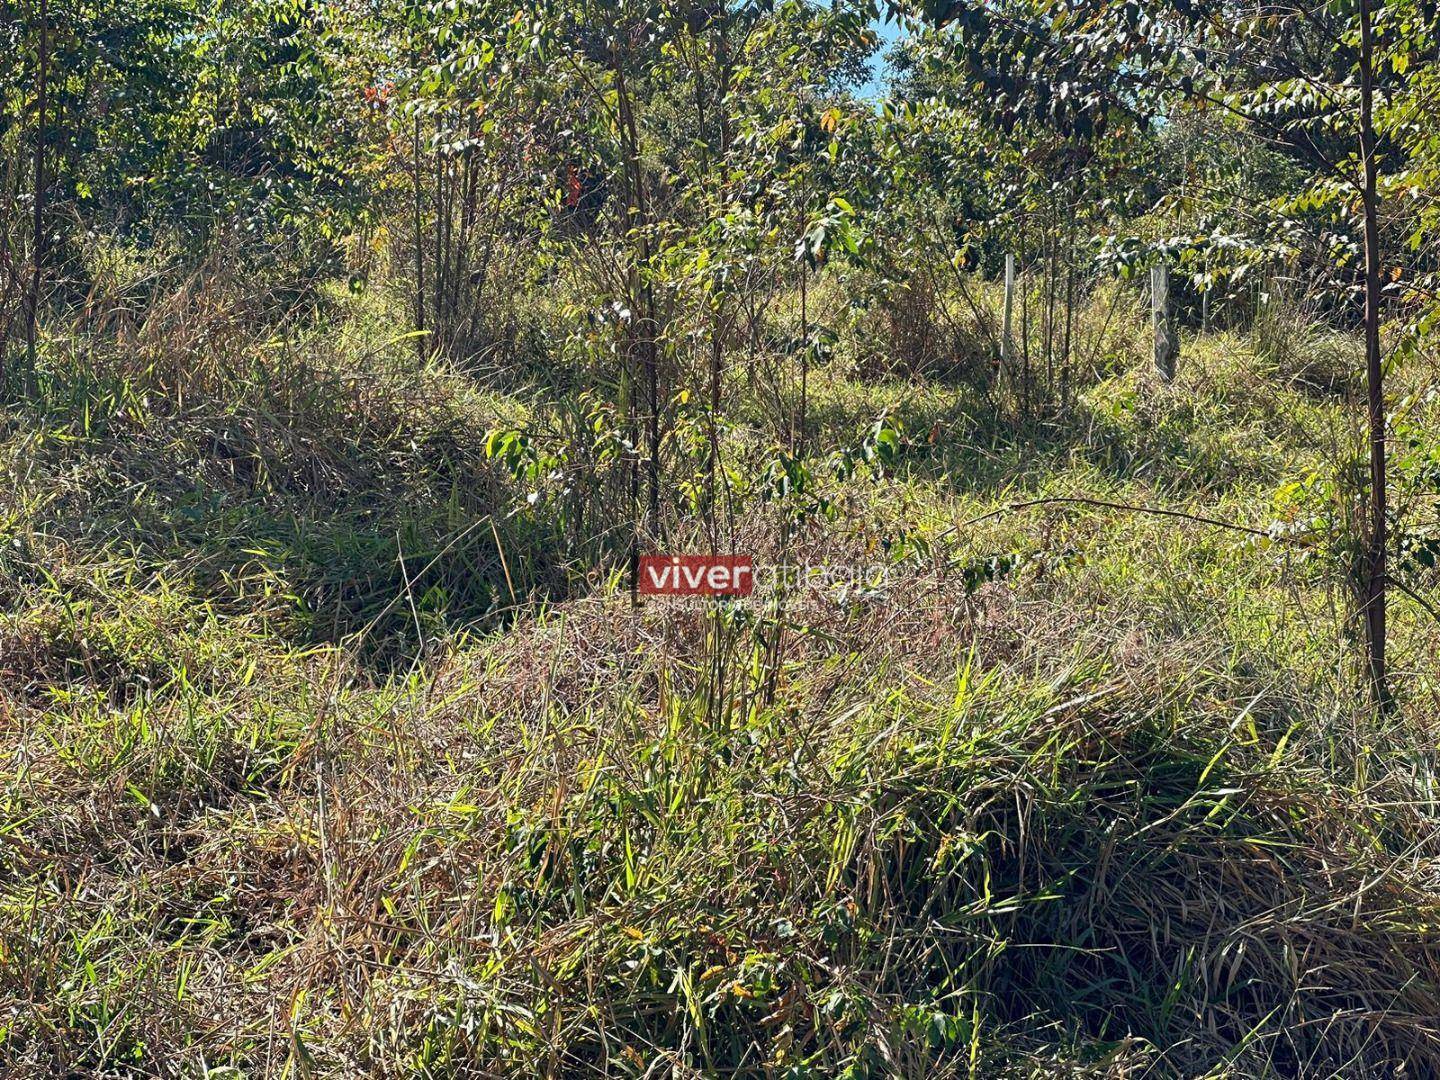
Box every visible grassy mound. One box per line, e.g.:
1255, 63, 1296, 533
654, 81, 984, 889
3, 286, 1440, 1076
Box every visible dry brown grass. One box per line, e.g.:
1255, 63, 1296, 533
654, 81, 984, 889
2, 273, 1440, 1077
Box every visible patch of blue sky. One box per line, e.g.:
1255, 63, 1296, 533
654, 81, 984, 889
855, 12, 906, 101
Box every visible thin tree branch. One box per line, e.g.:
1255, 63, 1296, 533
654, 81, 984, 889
1387, 575, 1440, 626
943, 495, 1274, 538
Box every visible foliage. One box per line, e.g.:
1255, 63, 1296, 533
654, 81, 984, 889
3, 0, 1440, 1074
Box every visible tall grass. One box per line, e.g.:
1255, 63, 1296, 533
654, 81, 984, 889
2, 263, 1440, 1076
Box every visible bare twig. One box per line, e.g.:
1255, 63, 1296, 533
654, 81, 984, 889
1387, 575, 1440, 626
942, 495, 1273, 539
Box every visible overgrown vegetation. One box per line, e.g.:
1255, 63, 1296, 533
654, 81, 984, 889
2, 0, 1440, 1076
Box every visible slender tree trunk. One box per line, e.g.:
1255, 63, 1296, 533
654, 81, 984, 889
612, 49, 647, 598
24, 0, 49, 383
797, 268, 808, 456
613, 54, 661, 540
1201, 256, 1211, 332
1044, 212, 1056, 400
714, 16, 731, 157
706, 310, 724, 544
412, 113, 426, 363
691, 28, 709, 175
1001, 252, 1015, 377
1358, 0, 1389, 709
1063, 212, 1076, 407
433, 149, 446, 343
450, 153, 472, 351
1020, 235, 1031, 417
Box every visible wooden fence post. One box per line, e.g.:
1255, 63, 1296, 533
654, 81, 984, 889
1151, 262, 1177, 381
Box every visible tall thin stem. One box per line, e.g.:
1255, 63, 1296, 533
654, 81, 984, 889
1358, 0, 1389, 709
24, 0, 49, 385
